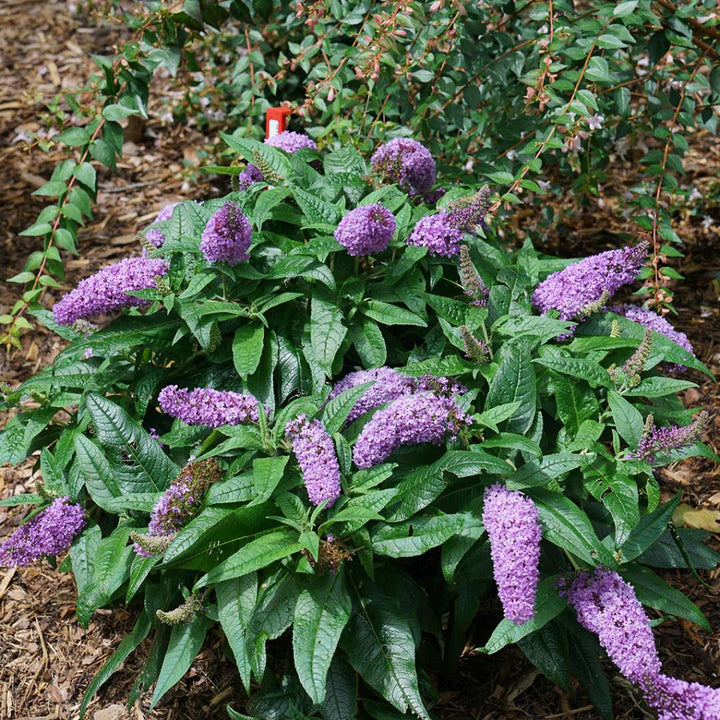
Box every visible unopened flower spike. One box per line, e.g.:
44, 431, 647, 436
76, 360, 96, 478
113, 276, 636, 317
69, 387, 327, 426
156, 594, 203, 625
610, 319, 621, 338
460, 326, 489, 362
154, 274, 171, 295
578, 289, 610, 319
252, 148, 285, 185
129, 531, 173, 556
622, 328, 653, 384
458, 245, 488, 306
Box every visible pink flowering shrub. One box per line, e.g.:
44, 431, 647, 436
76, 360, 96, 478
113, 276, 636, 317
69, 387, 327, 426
1, 132, 717, 720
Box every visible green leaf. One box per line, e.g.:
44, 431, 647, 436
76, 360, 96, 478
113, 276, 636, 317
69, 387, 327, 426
196, 530, 302, 588
322, 381, 373, 433
535, 352, 611, 388
233, 324, 265, 379
293, 572, 352, 703
311, 290, 347, 375
613, 0, 638, 16
486, 345, 537, 434
102, 104, 138, 121
80, 612, 151, 718
72, 162, 96, 191
0, 493, 44, 507
481, 577, 566, 654
151, 613, 212, 708
217, 574, 258, 692
621, 495, 681, 562
57, 126, 91, 147
586, 57, 610, 83
349, 317, 387, 368
620, 565, 710, 631
126, 554, 161, 603
251, 455, 289, 505
293, 187, 341, 224
320, 656, 357, 720
343, 582, 430, 719
73, 433, 121, 511
360, 300, 426, 327
371, 514, 466, 558
32, 180, 67, 197
607, 390, 643, 446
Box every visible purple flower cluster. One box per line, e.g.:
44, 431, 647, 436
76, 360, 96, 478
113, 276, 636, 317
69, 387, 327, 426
53, 256, 170, 326
328, 367, 418, 424
237, 163, 263, 190
158, 385, 259, 428
407, 213, 464, 258
200, 201, 253, 265
632, 412, 708, 462
531, 242, 649, 324
285, 415, 341, 507
134, 460, 220, 557
0, 497, 86, 566
482, 484, 542, 624
264, 131, 317, 153
614, 304, 695, 362
352, 391, 470, 468
567, 568, 720, 719
370, 138, 436, 196
334, 204, 396, 256
145, 202, 180, 248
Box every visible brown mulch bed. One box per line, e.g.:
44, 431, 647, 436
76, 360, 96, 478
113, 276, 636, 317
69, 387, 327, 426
1, 2, 719, 719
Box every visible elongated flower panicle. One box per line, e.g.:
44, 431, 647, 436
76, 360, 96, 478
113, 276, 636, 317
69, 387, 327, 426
264, 131, 317, 153
329, 367, 417, 424
371, 138, 435, 196
145, 202, 179, 248
408, 213, 463, 257
0, 497, 86, 566
632, 411, 708, 462
334, 204, 396, 256
531, 242, 649, 327
286, 415, 341, 507
446, 187, 491, 231
200, 201, 252, 265
352, 391, 470, 468
158, 385, 259, 427
567, 568, 661, 682
53, 256, 170, 326
614, 304, 695, 364
133, 459, 220, 557
237, 163, 263, 190
567, 567, 720, 719
482, 484, 541, 624
459, 245, 488, 306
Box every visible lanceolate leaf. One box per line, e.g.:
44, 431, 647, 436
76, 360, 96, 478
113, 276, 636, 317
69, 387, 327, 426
311, 289, 347, 375
293, 572, 352, 703
486, 345, 537, 434
371, 514, 467, 558
320, 655, 357, 720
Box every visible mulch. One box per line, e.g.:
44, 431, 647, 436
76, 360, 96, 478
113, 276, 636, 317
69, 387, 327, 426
1, 2, 719, 719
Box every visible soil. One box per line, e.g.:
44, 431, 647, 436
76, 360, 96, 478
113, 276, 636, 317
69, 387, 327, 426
1, 3, 719, 720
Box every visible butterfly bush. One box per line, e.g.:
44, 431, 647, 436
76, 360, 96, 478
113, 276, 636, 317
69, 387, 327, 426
286, 415, 342, 507
158, 385, 260, 427
200, 201, 252, 264
334, 204, 396, 256
0, 497, 85, 566
145, 202, 180, 248
632, 412, 708, 462
264, 131, 317, 152
238, 163, 263, 189
482, 484, 542, 624
52, 256, 169, 325
371, 137, 435, 195
531, 242, 649, 327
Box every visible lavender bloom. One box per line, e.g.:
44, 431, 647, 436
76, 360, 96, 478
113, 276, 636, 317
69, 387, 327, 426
567, 568, 662, 683
237, 163, 263, 190
614, 304, 695, 363
286, 415, 341, 507
264, 131, 317, 153
145, 202, 180, 248
133, 459, 220, 557
482, 484, 541, 624
158, 385, 259, 428
641, 674, 720, 720
328, 367, 417, 424
352, 391, 470, 469
407, 213, 463, 257
0, 497, 86, 566
531, 242, 649, 326
200, 201, 252, 265
334, 204, 396, 256
632, 412, 708, 462
53, 256, 170, 326
371, 138, 436, 196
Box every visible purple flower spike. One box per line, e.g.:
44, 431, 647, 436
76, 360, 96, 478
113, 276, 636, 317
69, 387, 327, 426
200, 201, 252, 265
334, 204, 396, 257
613, 304, 695, 367
531, 242, 649, 326
286, 415, 341, 507
158, 385, 259, 428
482, 484, 541, 624
371, 138, 436, 196
407, 213, 464, 257
53, 256, 170, 326
0, 497, 86, 566
145, 202, 180, 248
632, 412, 708, 463
352, 391, 470, 469
567, 568, 662, 683
264, 131, 317, 153
238, 163, 263, 190
641, 674, 720, 720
